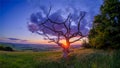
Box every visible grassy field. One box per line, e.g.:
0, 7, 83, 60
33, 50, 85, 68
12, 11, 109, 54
0, 48, 120, 68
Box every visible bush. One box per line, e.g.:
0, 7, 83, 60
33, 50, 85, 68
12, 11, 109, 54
0, 45, 14, 51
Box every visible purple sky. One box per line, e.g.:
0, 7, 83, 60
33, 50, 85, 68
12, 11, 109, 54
0, 0, 103, 44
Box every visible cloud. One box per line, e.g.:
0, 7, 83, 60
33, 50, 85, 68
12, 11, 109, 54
8, 38, 20, 40
28, 0, 103, 36
21, 40, 28, 42
8, 38, 28, 42
0, 37, 28, 44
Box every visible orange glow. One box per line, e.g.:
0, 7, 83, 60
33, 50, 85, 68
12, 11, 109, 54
60, 40, 69, 48
28, 39, 55, 44
0, 37, 82, 45
25, 39, 82, 45
20, 37, 82, 45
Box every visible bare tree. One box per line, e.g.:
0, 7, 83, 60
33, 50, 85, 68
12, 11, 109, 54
28, 6, 87, 59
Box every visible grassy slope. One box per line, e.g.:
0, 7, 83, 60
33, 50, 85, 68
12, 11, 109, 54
0, 48, 120, 68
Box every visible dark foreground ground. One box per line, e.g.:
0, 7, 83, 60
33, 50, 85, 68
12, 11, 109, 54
0, 48, 120, 68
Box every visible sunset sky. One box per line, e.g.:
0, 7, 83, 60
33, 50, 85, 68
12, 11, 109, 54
0, 0, 103, 44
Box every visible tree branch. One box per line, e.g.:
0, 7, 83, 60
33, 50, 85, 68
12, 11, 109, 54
38, 6, 87, 47
70, 35, 88, 43
78, 11, 86, 32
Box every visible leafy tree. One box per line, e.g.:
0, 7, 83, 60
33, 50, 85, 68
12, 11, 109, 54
89, 0, 120, 49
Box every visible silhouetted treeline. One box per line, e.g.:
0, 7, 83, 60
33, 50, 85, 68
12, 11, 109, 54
0, 45, 14, 51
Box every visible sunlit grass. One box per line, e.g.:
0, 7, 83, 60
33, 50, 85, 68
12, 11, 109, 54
0, 49, 120, 68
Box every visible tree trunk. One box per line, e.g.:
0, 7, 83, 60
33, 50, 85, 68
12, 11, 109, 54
62, 39, 70, 59
63, 48, 69, 59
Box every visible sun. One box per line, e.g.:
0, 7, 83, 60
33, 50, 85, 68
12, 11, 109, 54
60, 40, 69, 49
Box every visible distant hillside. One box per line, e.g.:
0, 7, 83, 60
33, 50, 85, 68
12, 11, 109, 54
0, 42, 82, 51
0, 42, 61, 51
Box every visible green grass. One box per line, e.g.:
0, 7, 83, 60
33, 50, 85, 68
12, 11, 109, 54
0, 48, 120, 68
